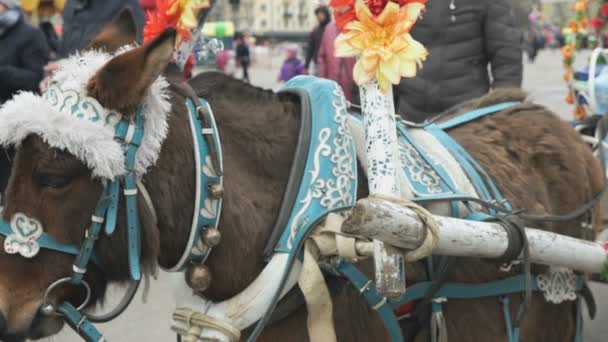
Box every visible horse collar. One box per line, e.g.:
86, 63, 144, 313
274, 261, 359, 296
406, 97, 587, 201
166, 96, 224, 272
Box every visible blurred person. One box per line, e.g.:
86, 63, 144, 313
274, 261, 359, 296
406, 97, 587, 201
0, 0, 47, 103
305, 5, 331, 75
234, 32, 250, 82
0, 0, 49, 194
39, 21, 59, 58
396, 0, 523, 123
41, 1, 145, 91
278, 45, 306, 83
59, 0, 144, 57
318, 20, 357, 104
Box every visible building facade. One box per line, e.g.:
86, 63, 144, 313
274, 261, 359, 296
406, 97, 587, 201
209, 0, 321, 35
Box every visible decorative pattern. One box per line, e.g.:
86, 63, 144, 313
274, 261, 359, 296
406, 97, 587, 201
283, 80, 358, 250
361, 82, 399, 196
4, 213, 44, 258
43, 85, 121, 128
537, 267, 578, 304
398, 139, 443, 194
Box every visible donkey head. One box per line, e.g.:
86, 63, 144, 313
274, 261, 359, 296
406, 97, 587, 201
0, 26, 176, 341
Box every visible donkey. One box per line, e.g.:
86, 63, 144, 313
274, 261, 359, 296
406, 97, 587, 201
0, 23, 603, 342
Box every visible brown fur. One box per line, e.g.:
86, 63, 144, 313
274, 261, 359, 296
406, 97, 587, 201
0, 25, 603, 342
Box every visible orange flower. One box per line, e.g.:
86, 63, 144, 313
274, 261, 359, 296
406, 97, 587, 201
168, 0, 211, 33
566, 92, 574, 104
330, 0, 426, 30
561, 44, 575, 59
573, 0, 588, 13
568, 21, 579, 33
574, 105, 587, 121
335, 0, 428, 91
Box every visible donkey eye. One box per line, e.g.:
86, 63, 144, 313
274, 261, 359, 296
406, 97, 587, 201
36, 173, 72, 189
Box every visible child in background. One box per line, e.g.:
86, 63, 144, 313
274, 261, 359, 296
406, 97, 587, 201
278, 46, 306, 82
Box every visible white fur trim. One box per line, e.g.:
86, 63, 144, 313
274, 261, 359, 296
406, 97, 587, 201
0, 48, 171, 179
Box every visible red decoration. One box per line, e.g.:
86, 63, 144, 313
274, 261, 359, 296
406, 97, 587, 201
590, 17, 606, 31
330, 0, 427, 30
394, 301, 417, 316
602, 3, 608, 18
144, 0, 190, 43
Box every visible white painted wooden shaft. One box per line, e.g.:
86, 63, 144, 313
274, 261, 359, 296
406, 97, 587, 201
359, 82, 406, 297
345, 198, 607, 274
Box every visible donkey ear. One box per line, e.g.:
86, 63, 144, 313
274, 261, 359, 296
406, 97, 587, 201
89, 8, 138, 52
87, 29, 177, 114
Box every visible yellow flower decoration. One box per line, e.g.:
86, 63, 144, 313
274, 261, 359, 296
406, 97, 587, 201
335, 0, 428, 92
168, 0, 211, 33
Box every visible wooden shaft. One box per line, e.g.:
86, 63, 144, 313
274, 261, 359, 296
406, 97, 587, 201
343, 198, 607, 274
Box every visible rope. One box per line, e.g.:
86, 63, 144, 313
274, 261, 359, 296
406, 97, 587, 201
369, 195, 440, 262
172, 308, 241, 342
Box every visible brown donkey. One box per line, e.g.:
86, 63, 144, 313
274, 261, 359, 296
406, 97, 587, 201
0, 25, 603, 342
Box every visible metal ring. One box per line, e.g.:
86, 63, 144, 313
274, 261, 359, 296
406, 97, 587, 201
41, 277, 92, 315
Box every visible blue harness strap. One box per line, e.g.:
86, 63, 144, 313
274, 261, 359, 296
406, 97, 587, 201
436, 102, 520, 131
58, 303, 105, 342
335, 260, 404, 342
114, 108, 146, 281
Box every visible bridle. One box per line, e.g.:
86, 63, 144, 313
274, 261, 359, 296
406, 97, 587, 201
0, 86, 224, 341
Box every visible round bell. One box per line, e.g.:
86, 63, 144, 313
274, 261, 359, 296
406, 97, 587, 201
209, 184, 224, 198
203, 228, 221, 247
186, 264, 212, 292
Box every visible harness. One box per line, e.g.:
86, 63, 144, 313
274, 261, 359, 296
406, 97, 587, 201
0, 91, 223, 341
253, 80, 589, 342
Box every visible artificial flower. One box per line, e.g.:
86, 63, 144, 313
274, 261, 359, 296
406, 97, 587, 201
561, 44, 575, 59
335, 0, 428, 91
330, 0, 426, 30
574, 105, 587, 121
144, 0, 210, 43
574, 0, 587, 13
602, 3, 608, 18
168, 0, 211, 34
590, 18, 606, 31
566, 91, 574, 105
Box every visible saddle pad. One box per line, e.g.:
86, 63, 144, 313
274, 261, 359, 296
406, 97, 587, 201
347, 116, 481, 218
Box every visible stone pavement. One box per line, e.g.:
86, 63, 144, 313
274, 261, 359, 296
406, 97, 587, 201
56, 51, 608, 341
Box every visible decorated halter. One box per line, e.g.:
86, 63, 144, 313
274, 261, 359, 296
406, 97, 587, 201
0, 48, 222, 342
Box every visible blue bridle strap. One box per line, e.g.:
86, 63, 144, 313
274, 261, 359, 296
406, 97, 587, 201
0, 222, 100, 265
59, 303, 105, 342
114, 108, 146, 281
71, 187, 112, 284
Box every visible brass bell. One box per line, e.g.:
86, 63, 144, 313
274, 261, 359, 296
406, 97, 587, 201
209, 184, 224, 198
202, 228, 221, 247
186, 264, 212, 292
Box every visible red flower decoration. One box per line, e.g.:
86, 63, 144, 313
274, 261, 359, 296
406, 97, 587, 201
330, 0, 426, 30
602, 3, 608, 18
144, 0, 190, 43
590, 18, 606, 31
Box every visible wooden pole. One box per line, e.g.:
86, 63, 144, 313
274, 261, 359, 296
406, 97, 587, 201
343, 198, 608, 274
359, 82, 407, 297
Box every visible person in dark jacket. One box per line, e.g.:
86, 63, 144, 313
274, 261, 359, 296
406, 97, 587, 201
396, 0, 523, 123
0, 0, 48, 103
305, 6, 331, 75
59, 0, 144, 57
235, 32, 250, 82
0, 0, 49, 196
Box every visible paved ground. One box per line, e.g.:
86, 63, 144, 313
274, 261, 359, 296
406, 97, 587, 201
54, 51, 608, 341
